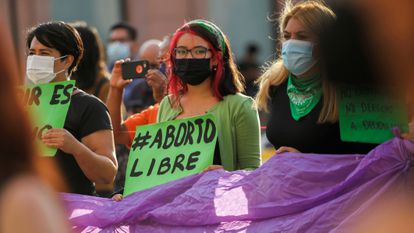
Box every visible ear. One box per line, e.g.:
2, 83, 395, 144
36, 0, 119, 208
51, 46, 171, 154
211, 51, 221, 66
63, 55, 75, 70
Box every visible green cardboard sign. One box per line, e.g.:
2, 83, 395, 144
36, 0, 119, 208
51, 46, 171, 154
339, 86, 408, 144
124, 114, 217, 196
19, 80, 75, 156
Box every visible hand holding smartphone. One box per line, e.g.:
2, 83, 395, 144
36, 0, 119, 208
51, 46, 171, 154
121, 60, 149, 80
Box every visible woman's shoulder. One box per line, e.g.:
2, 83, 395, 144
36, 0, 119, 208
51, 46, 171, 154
157, 95, 181, 122
224, 92, 253, 102
73, 90, 107, 108
222, 93, 256, 106
219, 93, 258, 114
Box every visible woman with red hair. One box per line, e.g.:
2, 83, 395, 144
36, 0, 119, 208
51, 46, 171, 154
109, 19, 260, 200
158, 19, 261, 171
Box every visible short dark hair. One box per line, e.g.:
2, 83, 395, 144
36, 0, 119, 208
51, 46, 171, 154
109, 22, 138, 41
26, 21, 84, 76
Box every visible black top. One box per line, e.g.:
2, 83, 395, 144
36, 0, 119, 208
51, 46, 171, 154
266, 81, 376, 154
54, 90, 112, 195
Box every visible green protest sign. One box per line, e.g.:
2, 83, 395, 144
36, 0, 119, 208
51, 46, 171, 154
124, 114, 217, 196
19, 80, 75, 156
338, 86, 408, 144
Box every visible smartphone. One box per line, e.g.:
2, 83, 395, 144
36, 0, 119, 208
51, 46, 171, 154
121, 60, 149, 80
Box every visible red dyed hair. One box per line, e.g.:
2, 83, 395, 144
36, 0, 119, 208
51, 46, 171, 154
168, 29, 225, 102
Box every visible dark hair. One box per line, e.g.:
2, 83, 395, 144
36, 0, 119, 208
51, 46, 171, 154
169, 19, 244, 102
26, 21, 84, 76
70, 22, 109, 90
1, 24, 35, 185
109, 22, 138, 41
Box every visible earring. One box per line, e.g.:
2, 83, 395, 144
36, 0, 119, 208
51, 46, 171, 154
213, 66, 218, 72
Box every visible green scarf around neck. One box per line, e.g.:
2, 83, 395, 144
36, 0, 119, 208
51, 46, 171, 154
287, 72, 322, 121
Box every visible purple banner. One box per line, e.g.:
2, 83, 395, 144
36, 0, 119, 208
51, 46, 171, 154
62, 138, 414, 232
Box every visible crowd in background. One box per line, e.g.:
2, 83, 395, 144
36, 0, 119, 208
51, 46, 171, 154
1, 0, 414, 232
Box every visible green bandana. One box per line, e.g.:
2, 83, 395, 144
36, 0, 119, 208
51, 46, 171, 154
186, 19, 226, 54
287, 72, 322, 121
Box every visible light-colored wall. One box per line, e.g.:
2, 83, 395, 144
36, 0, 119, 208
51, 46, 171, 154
50, 0, 121, 45
125, 0, 208, 46
208, 0, 274, 64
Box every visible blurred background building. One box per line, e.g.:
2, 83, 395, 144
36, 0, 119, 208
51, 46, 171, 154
1, 0, 284, 77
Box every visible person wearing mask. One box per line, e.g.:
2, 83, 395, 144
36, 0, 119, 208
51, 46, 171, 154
107, 37, 169, 196
107, 22, 139, 69
158, 19, 261, 172
26, 21, 117, 195
255, 1, 376, 154
108, 38, 170, 147
109, 20, 261, 200
122, 39, 162, 113
0, 20, 71, 233
70, 22, 110, 102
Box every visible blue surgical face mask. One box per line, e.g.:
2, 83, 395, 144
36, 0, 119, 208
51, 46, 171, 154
107, 41, 130, 65
282, 39, 317, 76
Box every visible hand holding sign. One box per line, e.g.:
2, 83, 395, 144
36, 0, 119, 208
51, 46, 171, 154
41, 128, 79, 154
20, 80, 75, 156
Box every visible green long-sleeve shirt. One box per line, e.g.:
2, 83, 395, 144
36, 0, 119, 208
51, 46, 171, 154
157, 93, 261, 171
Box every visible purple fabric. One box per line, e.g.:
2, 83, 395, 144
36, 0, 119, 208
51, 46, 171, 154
62, 138, 414, 233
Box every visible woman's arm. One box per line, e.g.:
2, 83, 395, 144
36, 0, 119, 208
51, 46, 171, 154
106, 60, 132, 146
235, 98, 262, 170
42, 129, 117, 184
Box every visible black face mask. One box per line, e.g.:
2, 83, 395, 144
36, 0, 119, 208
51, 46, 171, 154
173, 58, 211, 86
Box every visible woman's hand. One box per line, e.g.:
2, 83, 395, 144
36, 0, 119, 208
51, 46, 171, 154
146, 69, 167, 102
110, 59, 133, 89
111, 194, 124, 202
203, 165, 224, 172
275, 146, 300, 154
41, 128, 80, 155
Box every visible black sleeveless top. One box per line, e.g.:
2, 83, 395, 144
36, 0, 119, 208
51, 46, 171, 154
266, 82, 376, 154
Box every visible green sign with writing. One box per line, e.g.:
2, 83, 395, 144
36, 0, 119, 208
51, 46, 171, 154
338, 86, 408, 144
19, 80, 75, 156
124, 114, 217, 196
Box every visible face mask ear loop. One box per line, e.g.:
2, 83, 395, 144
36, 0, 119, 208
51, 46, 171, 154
55, 54, 68, 61
54, 55, 69, 78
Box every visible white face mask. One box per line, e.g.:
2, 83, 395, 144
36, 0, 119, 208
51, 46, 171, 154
26, 55, 67, 84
